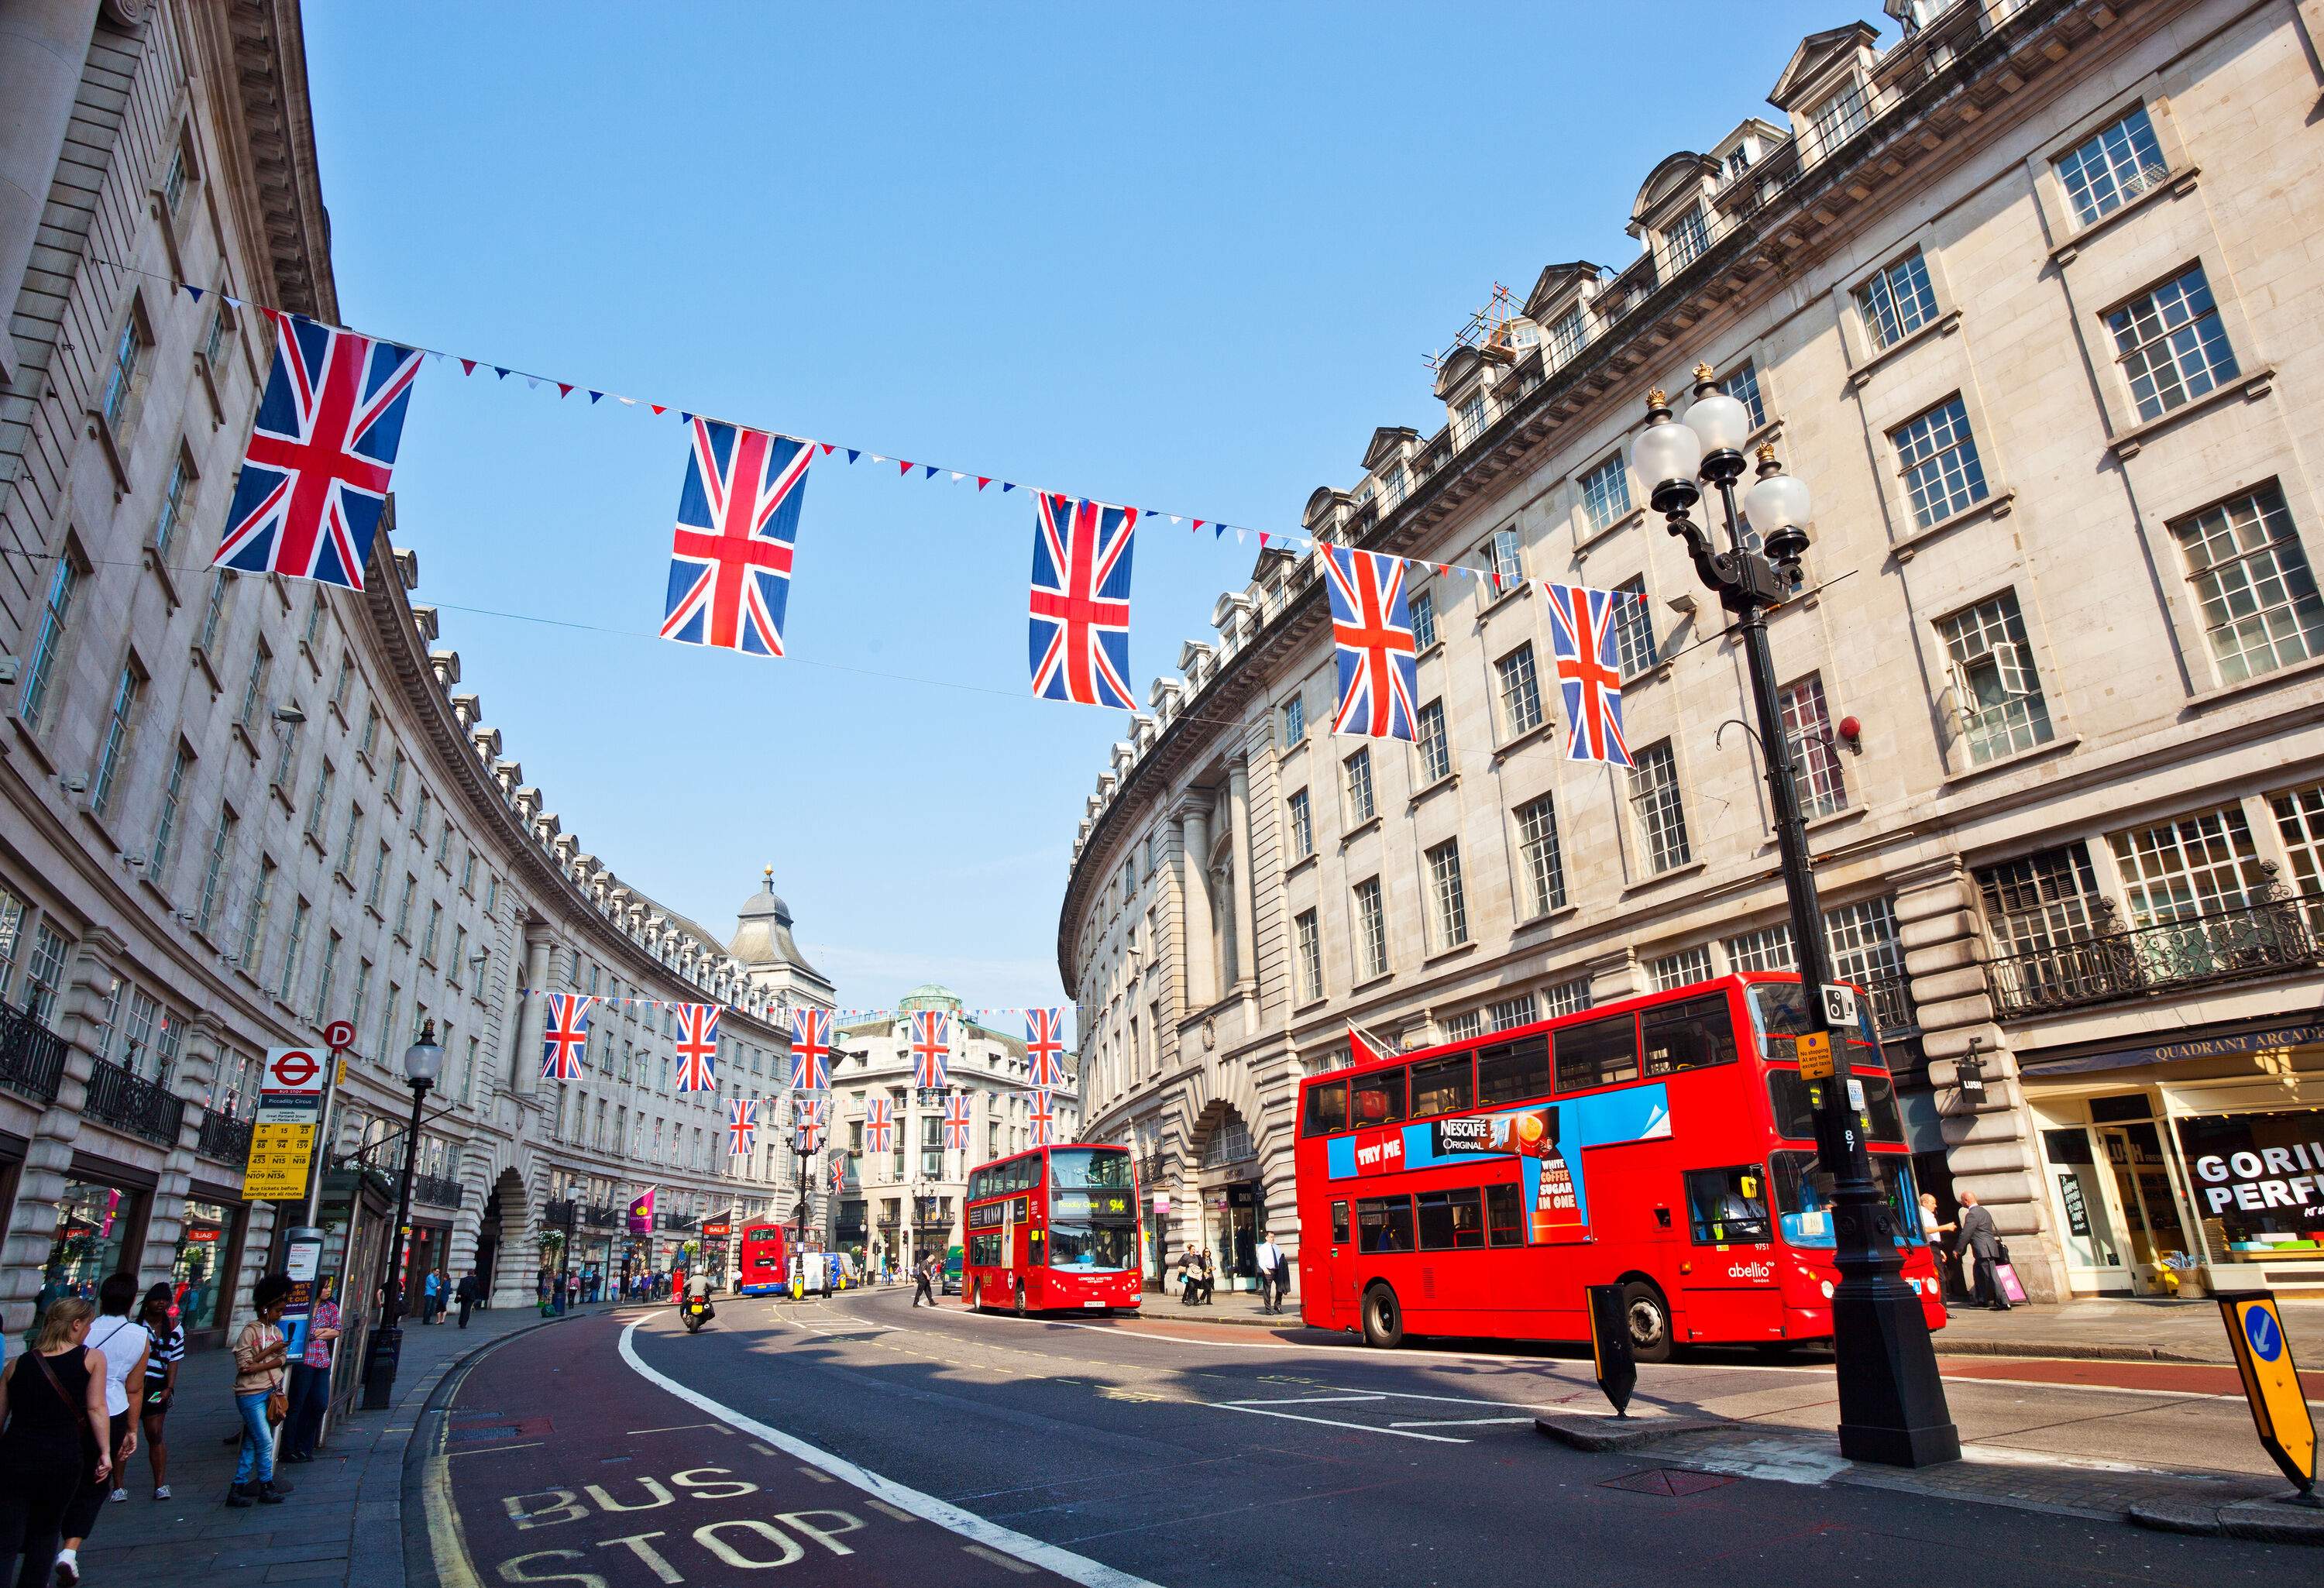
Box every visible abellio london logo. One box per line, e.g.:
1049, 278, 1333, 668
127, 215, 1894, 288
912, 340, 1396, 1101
1725, 1260, 1773, 1281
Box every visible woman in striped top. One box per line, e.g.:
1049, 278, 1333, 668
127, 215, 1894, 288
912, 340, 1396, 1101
137, 1284, 184, 1500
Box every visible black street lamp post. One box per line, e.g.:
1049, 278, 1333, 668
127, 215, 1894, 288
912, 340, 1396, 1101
1641, 368, 1960, 1468
362, 1020, 443, 1411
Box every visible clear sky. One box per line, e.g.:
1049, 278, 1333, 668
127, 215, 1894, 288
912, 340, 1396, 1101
300, 2, 1872, 1019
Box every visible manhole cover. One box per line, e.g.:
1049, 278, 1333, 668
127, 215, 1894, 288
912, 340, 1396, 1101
1600, 1467, 1734, 1497
448, 1411, 553, 1444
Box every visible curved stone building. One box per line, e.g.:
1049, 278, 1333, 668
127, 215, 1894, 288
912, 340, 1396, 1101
1062, 0, 2324, 1301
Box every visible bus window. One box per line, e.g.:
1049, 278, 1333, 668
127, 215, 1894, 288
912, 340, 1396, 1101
1555, 1016, 1639, 1091
1767, 1070, 1904, 1144
1409, 1055, 1473, 1118
1770, 1150, 1922, 1247
1356, 1195, 1415, 1253
1483, 1182, 1523, 1246
1416, 1188, 1487, 1250
1351, 1067, 1407, 1126
1302, 1081, 1349, 1137
1028, 1229, 1046, 1267
1051, 1149, 1132, 1189
1331, 1201, 1350, 1243
1476, 1036, 1549, 1105
1642, 995, 1737, 1076
1684, 1167, 1771, 1244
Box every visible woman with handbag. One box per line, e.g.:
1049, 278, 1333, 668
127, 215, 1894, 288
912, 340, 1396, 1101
226, 1275, 297, 1507
0, 1298, 115, 1588
53, 1274, 147, 1580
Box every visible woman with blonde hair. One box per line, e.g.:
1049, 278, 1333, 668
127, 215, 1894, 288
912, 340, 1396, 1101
0, 1298, 116, 1588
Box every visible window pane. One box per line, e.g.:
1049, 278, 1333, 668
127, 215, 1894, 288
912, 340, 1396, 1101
1555, 1015, 1638, 1091
1941, 592, 2051, 765
1779, 674, 1847, 816
1642, 994, 1738, 1076
1417, 700, 1450, 783
1356, 1196, 1415, 1254
2107, 265, 2237, 421
1497, 644, 1543, 737
1628, 741, 1691, 871
1515, 796, 1566, 916
1581, 455, 1631, 532
1686, 1166, 1772, 1244
1485, 1182, 1524, 1246
1417, 1187, 1487, 1250
1408, 589, 1436, 651
2056, 105, 2168, 225
1409, 1054, 1474, 1117
1891, 395, 1988, 528
1611, 576, 1655, 675
2171, 485, 2323, 684
1477, 1036, 1550, 1105
1351, 1067, 1407, 1126
1857, 250, 1939, 350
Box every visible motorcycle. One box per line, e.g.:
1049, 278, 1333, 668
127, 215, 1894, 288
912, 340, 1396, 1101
680, 1294, 714, 1332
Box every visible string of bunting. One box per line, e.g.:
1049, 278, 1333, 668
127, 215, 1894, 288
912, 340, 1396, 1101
163, 270, 1644, 768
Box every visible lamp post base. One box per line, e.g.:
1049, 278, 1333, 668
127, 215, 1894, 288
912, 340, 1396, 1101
1831, 1280, 1961, 1468
360, 1323, 404, 1411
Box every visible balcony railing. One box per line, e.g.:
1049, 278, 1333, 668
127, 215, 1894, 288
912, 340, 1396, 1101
412, 1172, 466, 1208
84, 1057, 187, 1147
0, 1001, 67, 1105
581, 1202, 621, 1229
197, 1106, 253, 1164
1986, 889, 2322, 1019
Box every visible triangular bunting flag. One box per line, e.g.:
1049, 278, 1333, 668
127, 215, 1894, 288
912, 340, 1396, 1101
1260, 531, 1270, 546
847, 449, 860, 463
588, 390, 603, 403
680, 411, 693, 424
977, 476, 991, 490
923, 464, 938, 479
524, 376, 540, 390
618, 396, 637, 406
898, 460, 913, 475
184, 284, 204, 302
1002, 482, 1015, 492
557, 383, 574, 397
951, 471, 964, 482
820, 442, 835, 455
493, 366, 510, 379
651, 404, 666, 415
1170, 515, 1181, 524
460, 359, 476, 376
1215, 524, 1228, 538
1236, 528, 1246, 543
1192, 521, 1205, 534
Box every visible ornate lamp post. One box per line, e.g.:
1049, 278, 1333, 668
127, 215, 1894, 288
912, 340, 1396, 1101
1639, 368, 1960, 1467
362, 1020, 443, 1410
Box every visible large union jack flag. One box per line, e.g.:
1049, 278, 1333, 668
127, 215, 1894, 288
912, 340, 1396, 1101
672, 1002, 720, 1092
1545, 582, 1634, 767
662, 419, 813, 657
213, 311, 422, 589
942, 1091, 972, 1150
1323, 547, 1421, 741
538, 992, 594, 1081
727, 1098, 758, 1156
908, 1010, 950, 1091
789, 1008, 832, 1091
1024, 1008, 1067, 1088
1030, 1088, 1057, 1146
865, 1096, 896, 1154
1029, 493, 1138, 710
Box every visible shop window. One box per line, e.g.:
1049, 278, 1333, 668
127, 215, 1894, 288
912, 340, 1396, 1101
38, 1180, 143, 1325
2172, 1109, 2324, 1263
1685, 1166, 1772, 1244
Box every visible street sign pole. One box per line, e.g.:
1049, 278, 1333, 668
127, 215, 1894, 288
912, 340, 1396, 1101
301, 1020, 357, 1229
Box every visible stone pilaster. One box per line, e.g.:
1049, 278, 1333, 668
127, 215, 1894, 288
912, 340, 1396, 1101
510, 933, 552, 1099
0, 932, 116, 1335
1174, 799, 1217, 1012
1226, 758, 1258, 993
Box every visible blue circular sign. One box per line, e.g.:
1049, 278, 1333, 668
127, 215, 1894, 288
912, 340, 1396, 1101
2245, 1306, 2283, 1363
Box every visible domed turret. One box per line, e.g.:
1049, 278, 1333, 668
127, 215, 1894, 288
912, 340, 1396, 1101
727, 865, 827, 986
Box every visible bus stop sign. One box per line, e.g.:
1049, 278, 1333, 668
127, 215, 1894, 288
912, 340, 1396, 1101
2216, 1289, 2317, 1502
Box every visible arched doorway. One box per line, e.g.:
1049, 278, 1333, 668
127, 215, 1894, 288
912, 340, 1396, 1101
1188, 1104, 1262, 1291
475, 1167, 526, 1303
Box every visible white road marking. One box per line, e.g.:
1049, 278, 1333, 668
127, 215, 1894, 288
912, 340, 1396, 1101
620, 1322, 1160, 1588
1202, 1401, 1470, 1442
1389, 1418, 1538, 1428
623, 1421, 717, 1435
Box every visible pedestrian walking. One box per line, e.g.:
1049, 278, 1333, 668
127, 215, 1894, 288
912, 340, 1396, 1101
0, 1298, 114, 1588
566, 1270, 580, 1310
1918, 1192, 1963, 1304
1957, 1191, 2011, 1311
55, 1273, 147, 1579
225, 1275, 296, 1507
455, 1270, 480, 1328
1254, 1234, 1287, 1315
422, 1268, 443, 1325
136, 1283, 183, 1500
280, 1276, 343, 1463
912, 1253, 935, 1308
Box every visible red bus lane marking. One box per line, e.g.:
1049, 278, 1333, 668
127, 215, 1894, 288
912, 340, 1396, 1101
435, 1315, 1103, 1588
1936, 1355, 2324, 1399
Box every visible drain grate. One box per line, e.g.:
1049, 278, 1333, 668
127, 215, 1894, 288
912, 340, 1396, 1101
447, 1411, 553, 1444
1599, 1467, 1734, 1497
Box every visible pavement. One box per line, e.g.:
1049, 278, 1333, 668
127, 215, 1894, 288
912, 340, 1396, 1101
407, 1287, 2324, 1588
71, 1298, 604, 1588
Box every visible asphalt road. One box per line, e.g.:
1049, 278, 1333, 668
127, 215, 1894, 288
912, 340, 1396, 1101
428, 1290, 2322, 1587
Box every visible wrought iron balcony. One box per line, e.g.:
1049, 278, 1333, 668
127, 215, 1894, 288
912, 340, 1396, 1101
412, 1172, 466, 1208
0, 1001, 67, 1105
197, 1106, 253, 1164
545, 1197, 576, 1225
84, 1057, 187, 1147
580, 1202, 621, 1229
1986, 888, 2323, 1020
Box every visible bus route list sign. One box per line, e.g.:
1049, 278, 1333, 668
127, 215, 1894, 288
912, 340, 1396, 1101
242, 1045, 326, 1201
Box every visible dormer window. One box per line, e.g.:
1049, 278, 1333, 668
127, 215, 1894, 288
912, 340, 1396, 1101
1664, 206, 1709, 271
1456, 392, 1487, 447
1546, 306, 1587, 369
1807, 81, 1869, 158
1726, 146, 1752, 179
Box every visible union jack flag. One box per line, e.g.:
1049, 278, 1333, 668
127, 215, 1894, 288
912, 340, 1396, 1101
1324, 546, 1421, 741
795, 1095, 826, 1154
865, 1096, 895, 1154
1028, 493, 1137, 710
942, 1091, 972, 1150
727, 1098, 758, 1156
789, 1008, 831, 1091
909, 1010, 949, 1091
1024, 1008, 1067, 1088
538, 992, 594, 1081
830, 1155, 846, 1193
1030, 1089, 1057, 1146
213, 311, 423, 589
662, 418, 813, 657
1545, 582, 1633, 767
672, 1002, 720, 1092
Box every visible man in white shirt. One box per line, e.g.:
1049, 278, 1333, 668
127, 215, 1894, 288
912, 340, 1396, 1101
1254, 1236, 1287, 1316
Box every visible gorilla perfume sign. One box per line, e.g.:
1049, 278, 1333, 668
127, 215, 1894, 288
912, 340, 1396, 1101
2174, 1109, 2324, 1255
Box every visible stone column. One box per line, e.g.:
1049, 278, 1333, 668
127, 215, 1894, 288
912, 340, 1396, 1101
0, 933, 114, 1336
0, 0, 97, 386
1176, 800, 1217, 1012
510, 932, 552, 1098
1226, 761, 1258, 992
1893, 858, 2066, 1303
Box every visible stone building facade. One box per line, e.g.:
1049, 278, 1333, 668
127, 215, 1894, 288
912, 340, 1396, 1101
0, 0, 830, 1349
1061, 0, 2324, 1302
827, 985, 1078, 1270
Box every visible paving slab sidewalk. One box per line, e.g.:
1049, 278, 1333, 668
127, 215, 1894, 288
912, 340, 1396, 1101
73, 1301, 596, 1588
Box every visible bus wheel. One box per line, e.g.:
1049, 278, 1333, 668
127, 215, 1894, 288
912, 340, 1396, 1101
1621, 1280, 1673, 1363
970, 1280, 984, 1311
1360, 1284, 1404, 1349
1013, 1280, 1029, 1318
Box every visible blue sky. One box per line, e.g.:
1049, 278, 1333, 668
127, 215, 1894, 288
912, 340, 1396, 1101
301, 2, 1867, 1018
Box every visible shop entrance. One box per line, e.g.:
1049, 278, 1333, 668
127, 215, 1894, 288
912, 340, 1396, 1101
2099, 1120, 2190, 1284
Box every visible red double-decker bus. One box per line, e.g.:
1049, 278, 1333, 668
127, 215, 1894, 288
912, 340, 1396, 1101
961, 1143, 1142, 1315
1294, 972, 1947, 1358
734, 1222, 789, 1297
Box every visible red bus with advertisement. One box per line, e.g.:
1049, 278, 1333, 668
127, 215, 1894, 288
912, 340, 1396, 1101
734, 1222, 790, 1297
1294, 972, 1947, 1359
961, 1143, 1143, 1315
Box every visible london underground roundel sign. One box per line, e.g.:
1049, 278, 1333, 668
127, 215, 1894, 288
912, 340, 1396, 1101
266, 1047, 324, 1094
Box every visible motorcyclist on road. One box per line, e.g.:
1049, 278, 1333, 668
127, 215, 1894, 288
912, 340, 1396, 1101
684, 1270, 715, 1324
